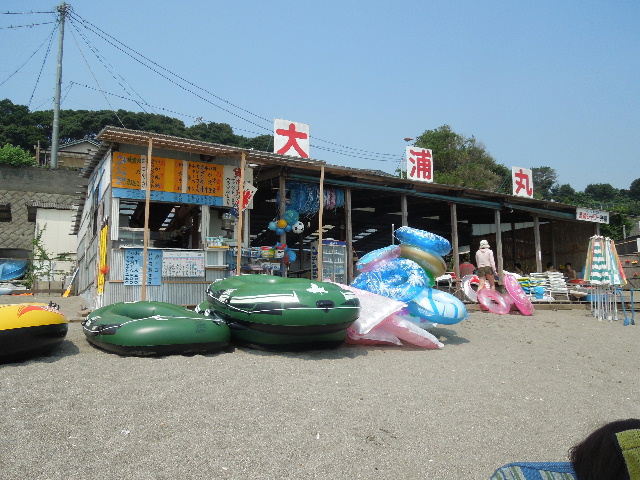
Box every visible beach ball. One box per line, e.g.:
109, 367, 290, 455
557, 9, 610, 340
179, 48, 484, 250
292, 221, 305, 234
284, 209, 299, 224
277, 219, 288, 229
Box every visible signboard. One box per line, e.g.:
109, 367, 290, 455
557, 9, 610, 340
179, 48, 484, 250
123, 248, 162, 286
112, 152, 224, 204
406, 146, 433, 182
162, 251, 205, 277
576, 208, 609, 224
274, 119, 310, 158
512, 167, 534, 198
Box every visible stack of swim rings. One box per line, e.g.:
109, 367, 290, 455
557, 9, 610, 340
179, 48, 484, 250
475, 274, 534, 316
351, 227, 468, 326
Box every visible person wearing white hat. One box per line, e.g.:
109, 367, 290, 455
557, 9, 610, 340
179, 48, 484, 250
475, 239, 497, 290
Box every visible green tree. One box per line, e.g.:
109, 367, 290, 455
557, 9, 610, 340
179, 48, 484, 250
531, 166, 557, 200
600, 206, 633, 240
0, 144, 36, 166
0, 99, 48, 150
414, 125, 508, 192
629, 178, 640, 201
584, 183, 619, 203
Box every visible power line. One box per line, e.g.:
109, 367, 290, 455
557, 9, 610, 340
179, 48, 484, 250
0, 23, 58, 88
0, 21, 55, 29
27, 23, 58, 108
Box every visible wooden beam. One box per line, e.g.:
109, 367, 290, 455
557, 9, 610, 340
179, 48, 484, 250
534, 214, 542, 273
450, 202, 459, 279
141, 137, 152, 301
317, 165, 325, 280
495, 209, 503, 284
236, 152, 246, 276
345, 187, 353, 283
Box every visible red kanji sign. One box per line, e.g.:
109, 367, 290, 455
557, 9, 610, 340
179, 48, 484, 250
274, 119, 310, 158
511, 167, 534, 198
406, 146, 433, 182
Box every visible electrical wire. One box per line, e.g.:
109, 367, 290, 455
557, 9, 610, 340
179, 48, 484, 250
27, 23, 57, 108
3, 8, 402, 166
67, 16, 152, 115
0, 23, 58, 88
66, 10, 400, 163
0, 21, 55, 29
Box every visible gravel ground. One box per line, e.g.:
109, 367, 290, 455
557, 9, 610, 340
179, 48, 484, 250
1, 295, 639, 479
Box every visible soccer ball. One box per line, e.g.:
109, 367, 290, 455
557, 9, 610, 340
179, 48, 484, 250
292, 221, 305, 234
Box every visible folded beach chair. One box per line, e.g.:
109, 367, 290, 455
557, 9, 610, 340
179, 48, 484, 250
490, 462, 576, 479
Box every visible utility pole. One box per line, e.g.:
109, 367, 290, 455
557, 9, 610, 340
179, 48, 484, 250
51, 2, 69, 170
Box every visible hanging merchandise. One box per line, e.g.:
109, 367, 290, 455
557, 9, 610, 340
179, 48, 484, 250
291, 221, 305, 234
277, 182, 345, 214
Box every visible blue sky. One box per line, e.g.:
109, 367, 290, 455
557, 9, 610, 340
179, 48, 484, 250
1, 0, 638, 192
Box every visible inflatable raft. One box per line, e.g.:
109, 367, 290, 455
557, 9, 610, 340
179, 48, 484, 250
202, 275, 361, 350
82, 301, 231, 356
0, 302, 68, 360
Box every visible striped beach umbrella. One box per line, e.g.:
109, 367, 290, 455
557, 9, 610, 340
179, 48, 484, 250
585, 236, 611, 285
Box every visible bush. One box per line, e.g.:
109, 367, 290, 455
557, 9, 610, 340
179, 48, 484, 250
0, 143, 36, 166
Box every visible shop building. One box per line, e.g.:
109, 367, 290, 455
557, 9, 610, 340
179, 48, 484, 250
73, 126, 602, 307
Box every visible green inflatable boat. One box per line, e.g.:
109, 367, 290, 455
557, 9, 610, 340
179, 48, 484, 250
82, 301, 231, 356
200, 275, 360, 351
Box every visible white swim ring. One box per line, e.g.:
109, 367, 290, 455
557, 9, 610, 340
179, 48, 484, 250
461, 274, 480, 302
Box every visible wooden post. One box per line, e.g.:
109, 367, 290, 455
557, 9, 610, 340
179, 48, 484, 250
495, 209, 503, 285
236, 152, 246, 276
534, 214, 542, 272
345, 188, 353, 283
401, 194, 408, 227
279, 171, 287, 277
317, 166, 325, 280
450, 202, 459, 279
141, 137, 153, 301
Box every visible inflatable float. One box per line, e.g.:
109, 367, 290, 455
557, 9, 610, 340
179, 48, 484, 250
203, 275, 361, 351
394, 226, 451, 257
0, 303, 68, 360
503, 274, 534, 315
351, 258, 430, 302
0, 259, 29, 281
82, 301, 231, 356
477, 288, 510, 315
406, 287, 468, 325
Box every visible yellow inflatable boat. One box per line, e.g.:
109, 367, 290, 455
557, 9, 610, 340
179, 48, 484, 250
0, 303, 68, 360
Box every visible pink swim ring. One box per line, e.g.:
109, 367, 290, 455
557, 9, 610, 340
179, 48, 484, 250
477, 289, 510, 315
503, 274, 534, 315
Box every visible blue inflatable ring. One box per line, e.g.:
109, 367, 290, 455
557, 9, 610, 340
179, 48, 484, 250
350, 258, 428, 302
395, 227, 451, 257
407, 287, 468, 325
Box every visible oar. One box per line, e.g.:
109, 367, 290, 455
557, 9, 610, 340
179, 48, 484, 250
62, 268, 79, 297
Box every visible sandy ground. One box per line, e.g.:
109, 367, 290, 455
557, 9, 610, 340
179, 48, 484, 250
1, 294, 639, 480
